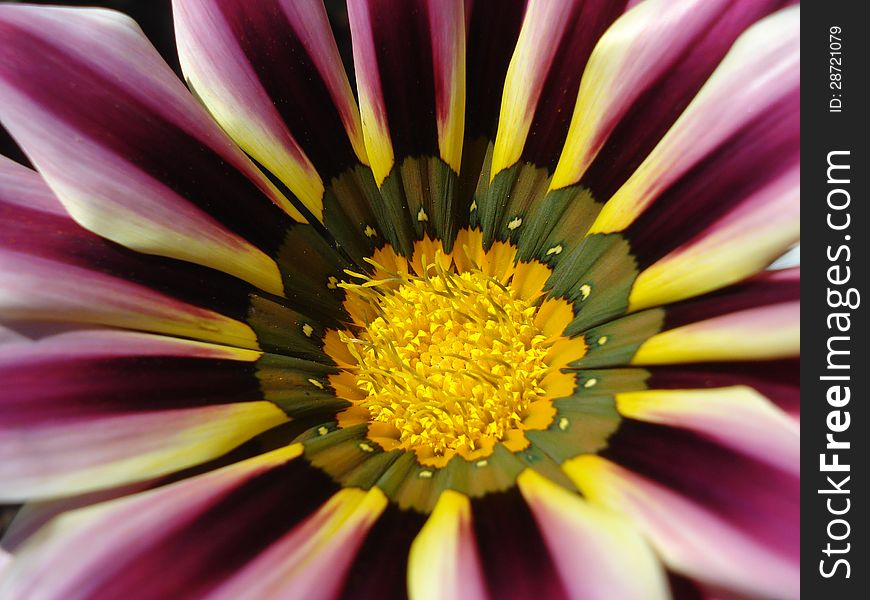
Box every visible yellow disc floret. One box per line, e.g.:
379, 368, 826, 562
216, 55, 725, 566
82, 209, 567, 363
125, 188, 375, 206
334, 250, 560, 465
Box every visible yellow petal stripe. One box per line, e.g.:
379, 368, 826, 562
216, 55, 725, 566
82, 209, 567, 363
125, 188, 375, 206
348, 0, 395, 185
631, 302, 799, 365
490, 0, 575, 178
628, 167, 799, 311
427, 0, 466, 174
408, 490, 485, 600
6, 401, 289, 500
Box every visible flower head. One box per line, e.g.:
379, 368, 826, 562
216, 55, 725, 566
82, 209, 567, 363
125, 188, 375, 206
0, 1, 799, 598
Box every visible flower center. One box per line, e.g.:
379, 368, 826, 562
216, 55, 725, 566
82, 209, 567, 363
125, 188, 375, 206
338, 259, 553, 463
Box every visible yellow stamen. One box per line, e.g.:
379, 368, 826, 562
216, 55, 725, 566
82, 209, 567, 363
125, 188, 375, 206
336, 256, 555, 462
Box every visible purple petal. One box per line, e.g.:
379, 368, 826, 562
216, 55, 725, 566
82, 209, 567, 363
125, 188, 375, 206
0, 6, 319, 295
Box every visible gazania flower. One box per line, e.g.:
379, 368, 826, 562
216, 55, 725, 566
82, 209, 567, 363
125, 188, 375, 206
0, 0, 799, 598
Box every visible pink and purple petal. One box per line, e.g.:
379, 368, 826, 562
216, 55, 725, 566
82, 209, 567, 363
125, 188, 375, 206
518, 469, 669, 600
0, 330, 291, 499
479, 0, 625, 247
0, 445, 345, 598
646, 360, 799, 419
567, 422, 799, 599
573, 267, 799, 369
615, 386, 799, 474
348, 0, 464, 178
543, 6, 799, 321
460, 0, 527, 217
631, 270, 800, 365
1, 480, 154, 557
629, 164, 799, 310
590, 6, 799, 235
347, 0, 393, 184
553, 0, 795, 196
0, 6, 346, 297
173, 0, 381, 262
208, 488, 386, 599
491, 0, 627, 174
0, 157, 271, 348
174, 0, 366, 191
0, 155, 350, 345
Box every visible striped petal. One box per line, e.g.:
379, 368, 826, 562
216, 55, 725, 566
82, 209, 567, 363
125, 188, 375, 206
565, 425, 799, 599
0, 444, 344, 598
1, 482, 153, 556
347, 0, 394, 186
348, 0, 466, 250
0, 6, 345, 297
0, 157, 267, 348
632, 271, 800, 365
628, 164, 799, 310
551, 0, 793, 193
634, 302, 799, 365
174, 0, 363, 209
0, 330, 289, 500
615, 387, 799, 473
173, 0, 381, 263
647, 360, 800, 420
208, 488, 387, 599
458, 0, 527, 230
518, 469, 668, 600
349, 0, 464, 180
589, 6, 799, 235
0, 154, 349, 349
408, 490, 486, 600
575, 269, 799, 369
478, 0, 625, 246
491, 0, 626, 175
428, 2, 465, 178
541, 6, 798, 314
